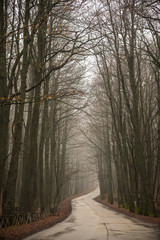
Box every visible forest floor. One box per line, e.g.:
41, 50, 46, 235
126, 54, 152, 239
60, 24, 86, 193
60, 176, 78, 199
95, 196, 160, 231
0, 189, 93, 240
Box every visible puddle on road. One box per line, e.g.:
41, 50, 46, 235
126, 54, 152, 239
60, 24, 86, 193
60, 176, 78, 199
48, 226, 75, 238
66, 216, 76, 223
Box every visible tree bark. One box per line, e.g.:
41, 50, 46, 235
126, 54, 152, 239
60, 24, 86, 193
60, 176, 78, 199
0, 0, 9, 205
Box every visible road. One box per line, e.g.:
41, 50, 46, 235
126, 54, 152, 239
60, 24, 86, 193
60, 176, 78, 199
23, 188, 160, 240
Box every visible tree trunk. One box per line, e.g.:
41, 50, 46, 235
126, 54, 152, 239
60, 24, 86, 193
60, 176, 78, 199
2, 0, 30, 219
19, 74, 34, 213
0, 0, 9, 205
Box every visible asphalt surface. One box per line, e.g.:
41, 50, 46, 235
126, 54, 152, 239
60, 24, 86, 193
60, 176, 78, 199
23, 188, 160, 240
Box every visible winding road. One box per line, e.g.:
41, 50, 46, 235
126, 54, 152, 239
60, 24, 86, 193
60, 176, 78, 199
23, 189, 160, 240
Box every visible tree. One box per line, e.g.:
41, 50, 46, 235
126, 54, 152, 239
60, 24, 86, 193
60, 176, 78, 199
1, 0, 93, 225
87, 0, 159, 215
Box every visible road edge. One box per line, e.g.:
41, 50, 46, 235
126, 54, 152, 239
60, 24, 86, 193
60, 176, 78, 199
94, 196, 160, 232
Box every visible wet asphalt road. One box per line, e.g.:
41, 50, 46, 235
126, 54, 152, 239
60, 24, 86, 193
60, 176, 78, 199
23, 188, 160, 240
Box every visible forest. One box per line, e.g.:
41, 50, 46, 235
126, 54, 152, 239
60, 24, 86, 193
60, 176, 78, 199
0, 0, 160, 228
